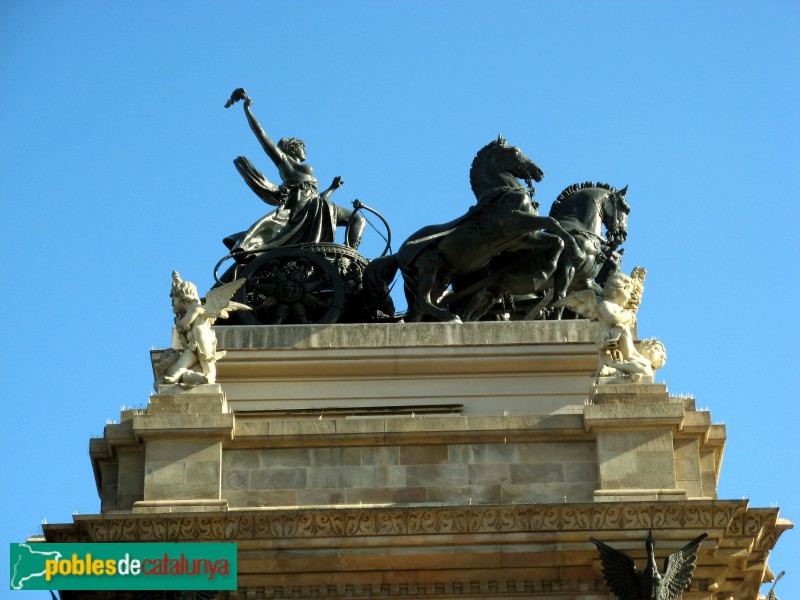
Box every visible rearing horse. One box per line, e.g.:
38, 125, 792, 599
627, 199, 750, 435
365, 136, 583, 322
451, 182, 630, 321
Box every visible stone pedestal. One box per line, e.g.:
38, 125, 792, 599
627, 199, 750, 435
67, 322, 789, 599
132, 384, 233, 513
586, 383, 686, 501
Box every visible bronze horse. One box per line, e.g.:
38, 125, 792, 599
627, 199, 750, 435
451, 182, 630, 321
366, 136, 583, 322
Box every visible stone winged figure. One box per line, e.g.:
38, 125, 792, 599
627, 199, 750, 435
155, 272, 250, 389
590, 531, 707, 600
554, 267, 658, 382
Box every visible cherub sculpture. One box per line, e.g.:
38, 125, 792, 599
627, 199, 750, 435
590, 531, 707, 600
154, 272, 250, 389
555, 266, 662, 383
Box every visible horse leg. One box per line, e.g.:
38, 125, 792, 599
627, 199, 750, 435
534, 234, 565, 291
579, 278, 603, 295
550, 261, 577, 320
515, 232, 565, 292
460, 288, 495, 322
403, 278, 422, 322
410, 251, 461, 322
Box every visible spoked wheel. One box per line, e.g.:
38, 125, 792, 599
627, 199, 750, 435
236, 248, 345, 325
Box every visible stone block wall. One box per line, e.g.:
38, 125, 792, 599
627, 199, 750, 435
596, 430, 676, 490
674, 437, 703, 498
144, 439, 222, 501
221, 441, 599, 508
90, 379, 726, 514
116, 449, 144, 509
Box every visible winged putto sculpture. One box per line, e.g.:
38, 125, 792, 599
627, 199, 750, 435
554, 266, 664, 383
590, 531, 707, 600
154, 272, 250, 389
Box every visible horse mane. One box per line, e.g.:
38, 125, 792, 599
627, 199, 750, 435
469, 139, 505, 199
549, 181, 616, 218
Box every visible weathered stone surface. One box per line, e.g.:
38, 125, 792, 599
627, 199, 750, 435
185, 321, 602, 415
47, 497, 791, 600
502, 483, 595, 503
387, 487, 428, 504
185, 461, 220, 484
584, 403, 684, 432
400, 445, 448, 465
341, 487, 393, 504
215, 321, 598, 350
311, 447, 362, 466
251, 468, 308, 490
701, 471, 718, 499
97, 369, 730, 516
222, 449, 259, 470
148, 440, 220, 464
144, 482, 219, 501
509, 463, 565, 484
595, 429, 676, 492
426, 485, 502, 503
564, 462, 598, 483
297, 489, 345, 505
406, 465, 469, 487
223, 469, 250, 491
361, 446, 400, 466
375, 466, 406, 487
75, 318, 787, 599
308, 466, 378, 489
134, 413, 234, 439
385, 416, 467, 433
517, 442, 595, 463
449, 443, 517, 464
468, 464, 510, 485
268, 420, 336, 437
259, 448, 311, 469
146, 462, 186, 485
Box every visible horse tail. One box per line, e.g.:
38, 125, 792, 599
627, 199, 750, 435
363, 254, 399, 303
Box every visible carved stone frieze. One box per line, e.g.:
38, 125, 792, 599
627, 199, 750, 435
48, 501, 776, 544
221, 579, 614, 599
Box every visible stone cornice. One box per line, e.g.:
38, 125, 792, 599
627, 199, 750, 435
214, 321, 599, 351
44, 500, 787, 546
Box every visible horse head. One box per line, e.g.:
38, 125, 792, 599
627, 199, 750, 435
494, 134, 544, 183
470, 136, 544, 201
603, 185, 630, 249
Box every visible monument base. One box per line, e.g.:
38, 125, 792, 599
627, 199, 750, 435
50, 322, 790, 599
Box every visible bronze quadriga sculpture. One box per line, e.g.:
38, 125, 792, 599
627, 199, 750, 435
210, 88, 632, 326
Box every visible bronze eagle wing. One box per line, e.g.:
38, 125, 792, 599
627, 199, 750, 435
590, 537, 639, 600
659, 532, 707, 599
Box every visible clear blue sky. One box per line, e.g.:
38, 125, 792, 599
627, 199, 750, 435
2, 1, 798, 597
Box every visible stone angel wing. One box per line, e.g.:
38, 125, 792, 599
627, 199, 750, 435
625, 266, 646, 315
202, 279, 251, 323
659, 533, 707, 600
553, 290, 600, 320
589, 537, 639, 600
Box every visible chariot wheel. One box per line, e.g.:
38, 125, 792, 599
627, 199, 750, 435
236, 248, 345, 325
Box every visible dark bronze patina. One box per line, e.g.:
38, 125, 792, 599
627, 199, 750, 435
365, 135, 584, 322
590, 531, 707, 600
214, 90, 634, 325
449, 182, 629, 321
223, 88, 365, 254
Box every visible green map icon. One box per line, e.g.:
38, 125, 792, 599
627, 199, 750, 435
10, 543, 63, 590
